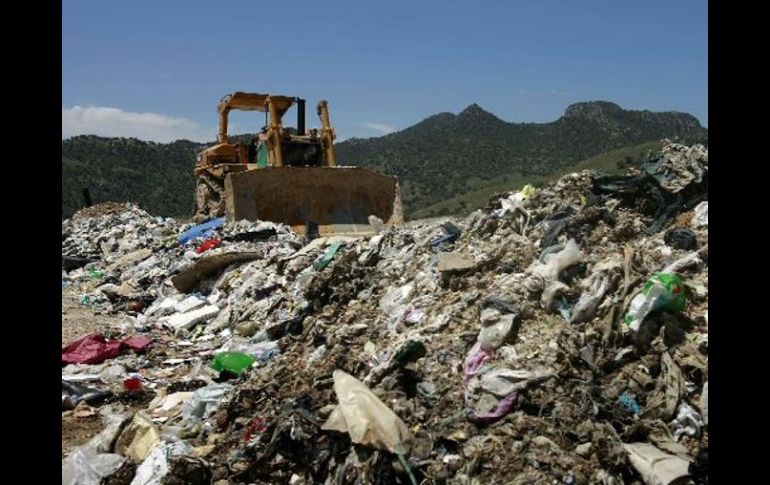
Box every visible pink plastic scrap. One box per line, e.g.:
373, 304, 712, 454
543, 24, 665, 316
62, 334, 153, 365
467, 392, 519, 424
462, 342, 490, 386
462, 341, 519, 424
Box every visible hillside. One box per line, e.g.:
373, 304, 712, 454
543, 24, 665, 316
62, 136, 202, 219
336, 101, 707, 214
410, 140, 667, 218
61, 101, 707, 219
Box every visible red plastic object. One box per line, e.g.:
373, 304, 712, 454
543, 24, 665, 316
62, 334, 154, 365
196, 238, 222, 254
123, 336, 153, 351
123, 378, 143, 391
244, 417, 268, 443
61, 334, 123, 365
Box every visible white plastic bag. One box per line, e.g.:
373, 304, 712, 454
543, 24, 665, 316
478, 314, 516, 351
692, 201, 708, 228
62, 449, 125, 485
477, 367, 555, 397
322, 370, 413, 454
130, 442, 192, 485
531, 239, 584, 282
623, 442, 691, 485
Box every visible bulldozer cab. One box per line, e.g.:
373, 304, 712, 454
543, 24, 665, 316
209, 92, 333, 168
194, 91, 403, 235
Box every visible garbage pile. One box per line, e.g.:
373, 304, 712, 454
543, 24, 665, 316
62, 141, 708, 484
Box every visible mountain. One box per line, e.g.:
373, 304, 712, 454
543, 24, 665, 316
335, 101, 707, 215
61, 101, 707, 219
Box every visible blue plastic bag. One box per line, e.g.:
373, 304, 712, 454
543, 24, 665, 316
179, 217, 225, 245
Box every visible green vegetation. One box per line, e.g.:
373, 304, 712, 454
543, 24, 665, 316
411, 140, 667, 218
61, 101, 706, 220
62, 136, 204, 219
336, 102, 706, 216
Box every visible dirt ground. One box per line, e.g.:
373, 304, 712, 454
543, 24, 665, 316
62, 285, 135, 456
61, 411, 104, 458
62, 288, 132, 347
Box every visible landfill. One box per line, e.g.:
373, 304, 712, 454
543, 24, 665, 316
62, 141, 708, 484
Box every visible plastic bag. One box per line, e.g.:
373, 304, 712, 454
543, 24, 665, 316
570, 273, 610, 323
692, 201, 708, 228
62, 448, 125, 485
210, 352, 256, 375
497, 184, 536, 216
178, 217, 225, 245
62, 409, 132, 485
531, 239, 584, 282
478, 314, 516, 351
322, 370, 413, 454
669, 402, 704, 440
625, 273, 688, 331
181, 383, 231, 423
477, 367, 554, 397
314, 242, 344, 271
131, 441, 193, 485
623, 442, 691, 485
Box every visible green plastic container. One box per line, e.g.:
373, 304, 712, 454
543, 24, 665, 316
210, 352, 256, 375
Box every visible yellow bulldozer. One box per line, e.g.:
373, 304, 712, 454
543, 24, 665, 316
194, 92, 402, 236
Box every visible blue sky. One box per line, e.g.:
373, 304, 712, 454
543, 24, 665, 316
62, 0, 708, 142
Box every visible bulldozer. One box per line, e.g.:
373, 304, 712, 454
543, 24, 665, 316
194, 92, 402, 236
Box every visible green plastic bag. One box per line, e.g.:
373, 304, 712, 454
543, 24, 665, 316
313, 242, 344, 271
624, 273, 688, 331
211, 352, 256, 375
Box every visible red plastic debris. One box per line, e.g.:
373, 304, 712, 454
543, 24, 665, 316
123, 377, 143, 391
244, 417, 268, 443
122, 336, 153, 351
62, 334, 153, 365
61, 334, 123, 365
196, 238, 222, 254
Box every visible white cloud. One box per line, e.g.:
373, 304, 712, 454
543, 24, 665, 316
62, 105, 215, 143
358, 121, 397, 136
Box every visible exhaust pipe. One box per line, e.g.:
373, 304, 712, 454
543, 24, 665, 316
296, 98, 306, 135
82, 188, 93, 208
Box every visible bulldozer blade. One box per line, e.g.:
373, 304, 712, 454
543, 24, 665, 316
224, 166, 403, 236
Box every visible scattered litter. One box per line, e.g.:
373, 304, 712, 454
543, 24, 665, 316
179, 217, 225, 245
60, 142, 708, 483
664, 228, 698, 250
195, 237, 222, 254
625, 273, 688, 331
322, 370, 414, 454
619, 391, 642, 415
210, 352, 256, 375
670, 402, 704, 440
313, 241, 344, 270
692, 201, 708, 227
623, 442, 691, 485
62, 334, 153, 365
